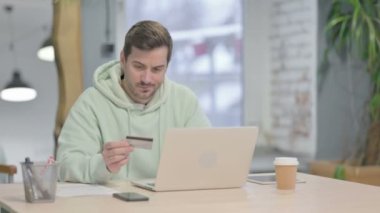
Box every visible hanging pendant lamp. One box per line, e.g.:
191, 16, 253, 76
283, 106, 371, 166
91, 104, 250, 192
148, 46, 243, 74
1, 5, 37, 102
1, 71, 37, 102
37, 36, 55, 61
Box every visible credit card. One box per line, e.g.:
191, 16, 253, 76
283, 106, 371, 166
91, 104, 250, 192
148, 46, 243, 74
126, 136, 153, 150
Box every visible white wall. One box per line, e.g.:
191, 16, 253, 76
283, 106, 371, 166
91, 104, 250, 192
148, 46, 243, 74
81, 0, 118, 88
242, 0, 271, 139
244, 0, 372, 161
0, 0, 57, 182
244, 0, 318, 157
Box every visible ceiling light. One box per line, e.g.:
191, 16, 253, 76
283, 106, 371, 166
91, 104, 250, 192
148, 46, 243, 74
37, 37, 55, 61
1, 71, 37, 102
1, 5, 37, 102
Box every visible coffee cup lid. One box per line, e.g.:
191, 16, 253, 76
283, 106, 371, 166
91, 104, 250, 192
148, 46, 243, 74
273, 157, 299, 166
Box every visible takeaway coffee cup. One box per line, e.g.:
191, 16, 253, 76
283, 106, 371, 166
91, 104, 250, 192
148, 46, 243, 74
273, 157, 299, 190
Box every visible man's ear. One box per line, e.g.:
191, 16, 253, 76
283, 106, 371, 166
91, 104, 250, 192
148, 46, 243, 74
120, 50, 125, 65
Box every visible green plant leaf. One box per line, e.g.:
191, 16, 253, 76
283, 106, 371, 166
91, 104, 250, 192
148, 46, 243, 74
374, 70, 380, 92
323, 0, 380, 123
355, 23, 365, 57
325, 15, 350, 33
334, 165, 346, 180
351, 0, 361, 30
337, 18, 350, 50
369, 93, 380, 120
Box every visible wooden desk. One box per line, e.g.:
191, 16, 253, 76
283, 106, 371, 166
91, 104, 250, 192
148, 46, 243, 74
1, 173, 379, 213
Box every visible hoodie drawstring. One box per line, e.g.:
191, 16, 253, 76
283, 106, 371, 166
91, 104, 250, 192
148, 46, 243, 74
126, 108, 131, 179
158, 106, 163, 161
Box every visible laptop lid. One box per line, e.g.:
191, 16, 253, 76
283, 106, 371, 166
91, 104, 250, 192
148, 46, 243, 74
133, 127, 258, 192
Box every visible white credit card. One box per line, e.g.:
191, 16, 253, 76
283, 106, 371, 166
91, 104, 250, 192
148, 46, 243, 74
126, 136, 153, 150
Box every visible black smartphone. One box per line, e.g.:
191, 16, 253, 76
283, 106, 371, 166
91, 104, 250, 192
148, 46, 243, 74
112, 192, 149, 202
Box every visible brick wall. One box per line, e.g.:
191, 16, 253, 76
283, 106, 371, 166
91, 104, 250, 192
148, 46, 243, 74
269, 0, 316, 156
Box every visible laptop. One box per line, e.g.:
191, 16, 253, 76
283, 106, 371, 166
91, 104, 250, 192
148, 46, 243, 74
131, 127, 259, 192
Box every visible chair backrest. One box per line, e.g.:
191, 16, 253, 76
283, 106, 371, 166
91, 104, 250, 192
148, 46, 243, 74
0, 164, 17, 183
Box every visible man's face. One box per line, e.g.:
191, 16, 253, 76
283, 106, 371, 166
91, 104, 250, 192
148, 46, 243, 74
120, 46, 168, 104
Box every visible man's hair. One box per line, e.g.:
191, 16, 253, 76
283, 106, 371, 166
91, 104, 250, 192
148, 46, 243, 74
123, 20, 173, 63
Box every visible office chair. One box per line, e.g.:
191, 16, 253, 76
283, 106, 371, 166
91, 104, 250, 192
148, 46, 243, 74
0, 164, 17, 183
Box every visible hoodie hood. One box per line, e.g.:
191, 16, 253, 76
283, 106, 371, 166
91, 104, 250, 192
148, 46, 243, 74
93, 60, 168, 112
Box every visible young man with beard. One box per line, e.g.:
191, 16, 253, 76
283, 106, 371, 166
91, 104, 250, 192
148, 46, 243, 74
57, 20, 210, 183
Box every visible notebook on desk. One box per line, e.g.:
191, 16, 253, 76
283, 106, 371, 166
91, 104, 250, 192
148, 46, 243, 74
131, 127, 259, 192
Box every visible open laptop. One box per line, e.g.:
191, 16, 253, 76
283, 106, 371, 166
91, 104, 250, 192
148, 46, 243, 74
131, 127, 259, 192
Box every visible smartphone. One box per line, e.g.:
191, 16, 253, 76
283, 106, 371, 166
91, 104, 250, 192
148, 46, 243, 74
112, 192, 149, 202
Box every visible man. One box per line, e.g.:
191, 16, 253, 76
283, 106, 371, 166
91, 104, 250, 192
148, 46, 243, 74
57, 20, 210, 184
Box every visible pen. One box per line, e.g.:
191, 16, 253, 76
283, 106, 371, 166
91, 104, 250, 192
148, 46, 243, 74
25, 157, 52, 200
24, 157, 39, 200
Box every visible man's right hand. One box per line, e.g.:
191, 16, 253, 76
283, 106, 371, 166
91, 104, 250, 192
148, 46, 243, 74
102, 140, 134, 173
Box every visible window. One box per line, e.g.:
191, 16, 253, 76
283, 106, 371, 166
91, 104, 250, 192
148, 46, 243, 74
124, 0, 243, 126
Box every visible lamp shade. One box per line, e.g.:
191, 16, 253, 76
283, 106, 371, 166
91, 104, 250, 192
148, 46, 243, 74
37, 37, 55, 62
0, 71, 37, 102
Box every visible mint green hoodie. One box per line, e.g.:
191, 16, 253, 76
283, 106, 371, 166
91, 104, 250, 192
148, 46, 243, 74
57, 61, 210, 183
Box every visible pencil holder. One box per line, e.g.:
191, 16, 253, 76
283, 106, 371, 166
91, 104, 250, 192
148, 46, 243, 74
20, 160, 59, 203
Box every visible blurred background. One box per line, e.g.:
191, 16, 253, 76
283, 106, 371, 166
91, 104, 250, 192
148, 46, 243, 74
1, 0, 378, 185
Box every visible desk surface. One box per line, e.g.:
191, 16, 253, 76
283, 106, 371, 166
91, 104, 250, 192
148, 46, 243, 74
1, 173, 380, 213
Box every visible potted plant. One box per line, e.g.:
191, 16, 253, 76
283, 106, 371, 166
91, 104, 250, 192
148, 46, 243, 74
310, 0, 380, 185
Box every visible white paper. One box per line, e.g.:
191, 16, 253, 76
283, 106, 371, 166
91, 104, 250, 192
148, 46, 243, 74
56, 183, 119, 197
